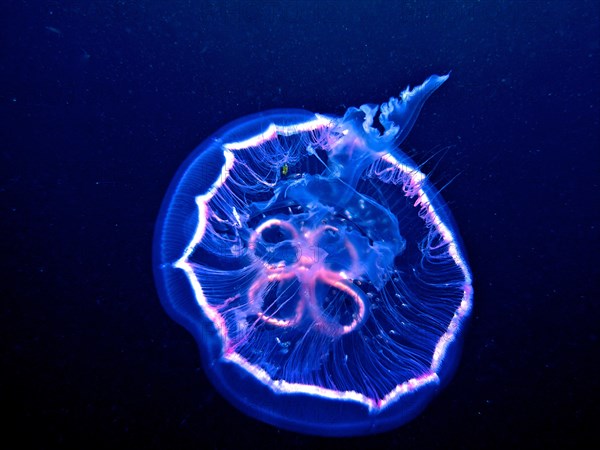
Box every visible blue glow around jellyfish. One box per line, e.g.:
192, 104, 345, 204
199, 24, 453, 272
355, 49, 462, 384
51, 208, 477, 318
153, 74, 473, 436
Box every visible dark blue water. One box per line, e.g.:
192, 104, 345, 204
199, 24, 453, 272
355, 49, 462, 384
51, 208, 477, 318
2, 1, 598, 448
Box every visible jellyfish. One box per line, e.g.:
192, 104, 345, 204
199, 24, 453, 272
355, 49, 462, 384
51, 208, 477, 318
153, 74, 473, 436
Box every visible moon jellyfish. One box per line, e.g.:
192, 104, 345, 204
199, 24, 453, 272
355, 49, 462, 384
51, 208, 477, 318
153, 74, 473, 436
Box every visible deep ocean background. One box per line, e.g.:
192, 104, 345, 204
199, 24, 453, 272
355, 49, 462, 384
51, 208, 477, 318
2, 1, 598, 448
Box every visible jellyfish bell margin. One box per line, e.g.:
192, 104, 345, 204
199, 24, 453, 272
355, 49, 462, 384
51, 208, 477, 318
153, 74, 473, 436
